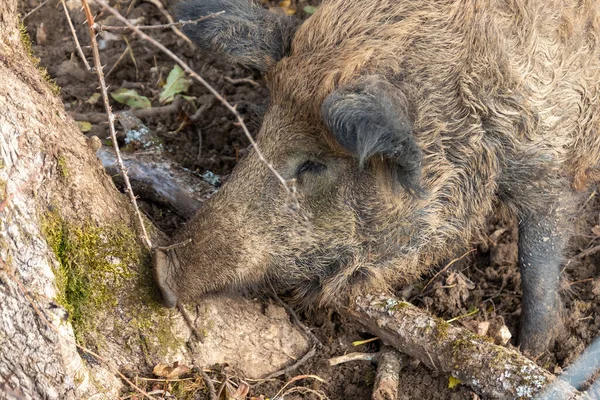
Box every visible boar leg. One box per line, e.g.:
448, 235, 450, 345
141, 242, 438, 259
517, 212, 567, 356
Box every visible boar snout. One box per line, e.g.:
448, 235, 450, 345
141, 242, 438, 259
152, 247, 179, 308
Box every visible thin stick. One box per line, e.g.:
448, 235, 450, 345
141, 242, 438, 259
575, 244, 600, 260
263, 346, 317, 380
105, 46, 129, 79
225, 76, 260, 88
273, 375, 326, 399
0, 260, 153, 400
22, 0, 52, 20
421, 248, 476, 292
200, 370, 217, 400
91, 0, 293, 197
328, 352, 378, 366
97, 12, 225, 32
270, 285, 323, 348
143, 0, 193, 45
446, 308, 479, 323
61, 0, 92, 71
81, 0, 152, 249
176, 302, 205, 343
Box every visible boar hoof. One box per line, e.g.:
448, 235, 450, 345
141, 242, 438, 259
152, 247, 179, 308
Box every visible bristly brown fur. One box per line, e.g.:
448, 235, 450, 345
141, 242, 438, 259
157, 0, 600, 332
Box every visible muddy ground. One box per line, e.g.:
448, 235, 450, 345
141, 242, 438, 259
20, 0, 600, 398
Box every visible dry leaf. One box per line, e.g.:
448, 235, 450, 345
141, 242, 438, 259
153, 362, 192, 379
476, 321, 490, 336
592, 225, 600, 236
36, 22, 47, 45
278, 0, 296, 15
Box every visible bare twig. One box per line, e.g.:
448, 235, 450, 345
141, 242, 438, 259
97, 12, 225, 32
200, 370, 217, 400
328, 352, 377, 366
273, 375, 326, 399
91, 0, 293, 198
22, 0, 52, 20
224, 76, 260, 88
177, 303, 205, 343
105, 45, 129, 79
263, 346, 317, 380
80, 0, 152, 249
270, 286, 323, 348
197, 129, 202, 160
280, 387, 329, 400
421, 248, 475, 292
61, 0, 91, 71
575, 244, 600, 259
143, 0, 193, 45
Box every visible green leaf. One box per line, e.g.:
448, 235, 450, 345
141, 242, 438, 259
86, 93, 101, 105
303, 5, 317, 14
110, 88, 151, 109
448, 376, 461, 389
76, 120, 92, 132
159, 65, 192, 104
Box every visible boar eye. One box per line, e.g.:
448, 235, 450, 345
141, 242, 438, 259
295, 160, 327, 178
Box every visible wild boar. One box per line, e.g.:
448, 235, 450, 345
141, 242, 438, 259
153, 0, 600, 356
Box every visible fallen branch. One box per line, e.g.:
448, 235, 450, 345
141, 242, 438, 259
372, 347, 406, 400
341, 293, 579, 399
96, 147, 205, 219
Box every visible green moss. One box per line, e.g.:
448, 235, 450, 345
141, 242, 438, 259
56, 154, 69, 179
18, 21, 60, 96
42, 210, 140, 342
0, 180, 6, 202
434, 318, 450, 340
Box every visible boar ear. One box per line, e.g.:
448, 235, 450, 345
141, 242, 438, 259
321, 77, 423, 195
177, 0, 300, 73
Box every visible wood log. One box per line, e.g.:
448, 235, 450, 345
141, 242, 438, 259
342, 293, 579, 399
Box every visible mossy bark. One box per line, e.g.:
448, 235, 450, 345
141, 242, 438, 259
342, 293, 579, 399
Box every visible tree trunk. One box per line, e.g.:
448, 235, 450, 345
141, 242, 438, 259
0, 2, 309, 398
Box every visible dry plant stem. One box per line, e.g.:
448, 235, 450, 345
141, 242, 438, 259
177, 303, 205, 343
264, 346, 317, 380
0, 260, 153, 400
61, 0, 91, 71
421, 248, 475, 292
271, 288, 323, 348
200, 371, 217, 400
372, 346, 406, 400
92, 0, 292, 196
328, 352, 378, 366
143, 0, 193, 45
225, 76, 260, 87
342, 293, 580, 399
575, 244, 600, 259
105, 45, 130, 79
22, 0, 52, 20
98, 12, 225, 31
81, 0, 152, 249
